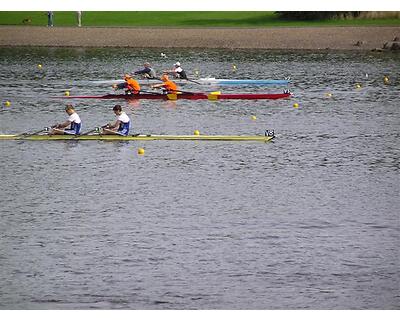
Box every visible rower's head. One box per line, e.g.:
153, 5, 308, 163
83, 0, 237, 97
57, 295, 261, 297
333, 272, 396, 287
144, 62, 151, 67
113, 104, 122, 115
174, 62, 180, 67
161, 74, 169, 82
124, 74, 132, 80
65, 104, 75, 115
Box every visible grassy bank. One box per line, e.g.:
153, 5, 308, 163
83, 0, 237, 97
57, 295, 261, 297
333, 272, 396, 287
0, 11, 399, 27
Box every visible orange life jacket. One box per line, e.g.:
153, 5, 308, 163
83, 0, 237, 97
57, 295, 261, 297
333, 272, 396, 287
126, 78, 141, 94
163, 80, 178, 92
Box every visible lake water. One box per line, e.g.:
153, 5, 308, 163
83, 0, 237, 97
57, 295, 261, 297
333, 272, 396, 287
0, 47, 399, 309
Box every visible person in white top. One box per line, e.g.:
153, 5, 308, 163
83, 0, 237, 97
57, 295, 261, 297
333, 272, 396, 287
102, 105, 131, 136
51, 104, 82, 135
163, 62, 188, 79
76, 11, 82, 27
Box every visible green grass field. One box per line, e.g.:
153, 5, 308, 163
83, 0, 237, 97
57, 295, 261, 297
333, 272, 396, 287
0, 11, 399, 27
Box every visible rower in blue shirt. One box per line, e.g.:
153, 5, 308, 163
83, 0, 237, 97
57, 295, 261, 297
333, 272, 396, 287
134, 62, 157, 79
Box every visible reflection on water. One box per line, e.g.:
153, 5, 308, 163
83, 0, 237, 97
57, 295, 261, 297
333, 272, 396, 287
0, 47, 399, 309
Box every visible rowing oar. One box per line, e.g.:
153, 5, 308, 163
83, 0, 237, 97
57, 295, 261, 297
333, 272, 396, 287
173, 89, 203, 95
144, 87, 198, 95
183, 78, 201, 85
20, 124, 59, 137
148, 88, 202, 100
155, 75, 201, 85
165, 90, 222, 101
138, 90, 164, 95
18, 127, 49, 138
77, 124, 109, 137
15, 126, 54, 143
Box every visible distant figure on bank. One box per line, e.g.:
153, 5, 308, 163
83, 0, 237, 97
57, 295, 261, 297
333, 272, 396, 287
163, 62, 187, 79
102, 105, 131, 136
151, 74, 178, 93
50, 105, 82, 135
134, 62, 157, 79
47, 11, 54, 27
112, 74, 141, 95
76, 11, 82, 27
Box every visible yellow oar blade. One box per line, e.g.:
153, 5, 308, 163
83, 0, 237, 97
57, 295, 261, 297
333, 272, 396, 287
207, 91, 221, 100
207, 94, 219, 101
167, 93, 178, 100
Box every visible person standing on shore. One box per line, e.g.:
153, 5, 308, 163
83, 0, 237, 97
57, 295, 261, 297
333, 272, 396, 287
134, 62, 157, 79
47, 11, 54, 27
163, 62, 188, 79
76, 11, 82, 27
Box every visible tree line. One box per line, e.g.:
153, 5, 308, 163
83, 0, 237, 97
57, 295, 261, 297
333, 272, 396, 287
275, 12, 362, 20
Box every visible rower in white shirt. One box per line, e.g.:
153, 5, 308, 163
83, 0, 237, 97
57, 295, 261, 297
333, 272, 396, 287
50, 104, 82, 135
102, 105, 131, 136
163, 62, 188, 79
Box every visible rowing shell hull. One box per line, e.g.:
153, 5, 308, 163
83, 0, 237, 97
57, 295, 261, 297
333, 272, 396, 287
62, 93, 291, 100
197, 78, 290, 86
0, 134, 274, 142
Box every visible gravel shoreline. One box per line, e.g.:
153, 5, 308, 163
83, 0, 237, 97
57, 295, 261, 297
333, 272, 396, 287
0, 26, 399, 50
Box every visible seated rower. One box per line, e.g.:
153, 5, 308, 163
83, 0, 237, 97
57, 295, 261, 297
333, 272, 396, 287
151, 74, 178, 93
163, 62, 187, 79
134, 62, 157, 79
112, 74, 140, 95
50, 104, 82, 135
102, 105, 131, 136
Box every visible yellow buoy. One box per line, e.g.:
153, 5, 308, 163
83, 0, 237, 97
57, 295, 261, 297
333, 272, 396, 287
194, 130, 200, 135
326, 93, 332, 98
195, 70, 199, 76
293, 103, 299, 108
5, 100, 11, 107
64, 91, 70, 96
232, 65, 237, 71
38, 64, 42, 69
355, 84, 361, 89
251, 115, 257, 121
138, 148, 145, 155
383, 76, 389, 84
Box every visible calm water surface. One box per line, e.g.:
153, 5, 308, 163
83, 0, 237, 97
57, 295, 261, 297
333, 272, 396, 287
0, 47, 399, 309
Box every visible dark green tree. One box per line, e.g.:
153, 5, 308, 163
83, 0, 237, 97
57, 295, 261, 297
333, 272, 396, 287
275, 12, 361, 20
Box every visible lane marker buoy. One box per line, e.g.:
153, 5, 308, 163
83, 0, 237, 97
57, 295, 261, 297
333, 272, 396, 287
383, 76, 390, 84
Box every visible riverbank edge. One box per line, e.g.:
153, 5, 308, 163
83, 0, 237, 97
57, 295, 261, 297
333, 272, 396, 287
1, 26, 399, 50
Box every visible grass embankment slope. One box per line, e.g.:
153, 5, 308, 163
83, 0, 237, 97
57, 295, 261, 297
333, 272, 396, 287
0, 11, 399, 27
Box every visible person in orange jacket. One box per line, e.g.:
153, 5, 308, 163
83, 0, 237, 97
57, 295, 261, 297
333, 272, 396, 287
151, 74, 178, 93
112, 74, 141, 94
